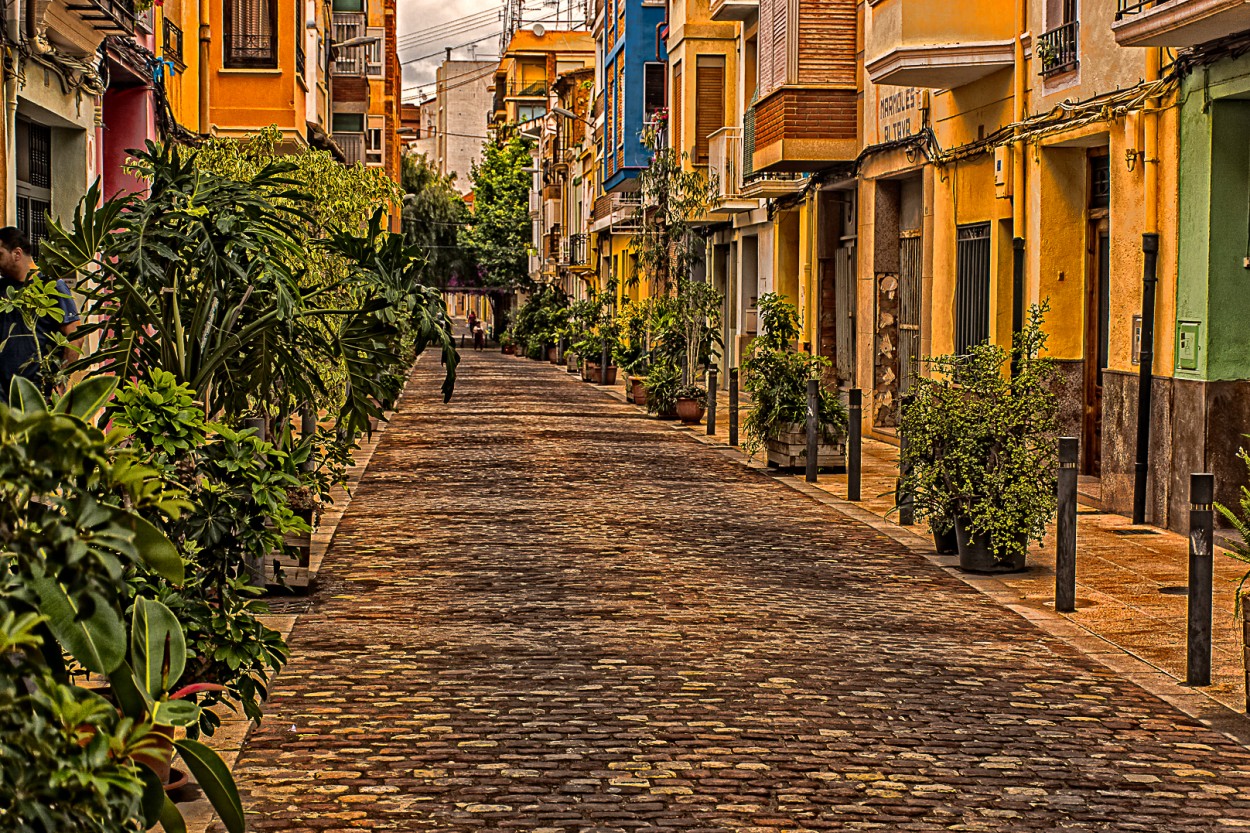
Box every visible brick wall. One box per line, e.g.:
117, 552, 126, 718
753, 88, 857, 153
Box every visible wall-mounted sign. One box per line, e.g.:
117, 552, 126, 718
878, 87, 924, 144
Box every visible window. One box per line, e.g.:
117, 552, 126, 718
1039, 0, 1078, 76
333, 13, 366, 75
163, 16, 185, 68
16, 120, 51, 254
643, 62, 665, 125
366, 115, 384, 165
332, 112, 364, 132
671, 61, 682, 154
1089, 155, 1111, 211
366, 27, 384, 76
224, 0, 277, 68
694, 56, 726, 165
332, 0, 363, 10
295, 0, 306, 76
954, 224, 992, 355
516, 104, 546, 123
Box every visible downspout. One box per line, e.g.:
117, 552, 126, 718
5, 0, 20, 223
1133, 47, 1162, 525
199, 0, 210, 134
1010, 0, 1027, 360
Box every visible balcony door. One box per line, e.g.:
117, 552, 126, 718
224, 0, 277, 68
1083, 154, 1112, 476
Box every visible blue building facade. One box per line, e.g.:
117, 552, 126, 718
600, 0, 667, 193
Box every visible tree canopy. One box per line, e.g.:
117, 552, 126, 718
401, 154, 476, 289
462, 135, 534, 290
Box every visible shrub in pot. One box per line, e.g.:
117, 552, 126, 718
901, 304, 1059, 572
675, 384, 707, 424
1213, 450, 1250, 711
741, 294, 847, 468
645, 360, 680, 418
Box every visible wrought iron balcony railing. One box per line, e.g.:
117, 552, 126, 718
162, 17, 184, 67
562, 233, 588, 266
1037, 20, 1079, 76
1116, 0, 1157, 18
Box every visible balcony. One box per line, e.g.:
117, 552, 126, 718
866, 0, 1016, 89
590, 192, 641, 233
333, 13, 367, 75
710, 0, 758, 21
67, 0, 136, 33
1113, 0, 1250, 47
562, 233, 589, 267
162, 17, 185, 69
1037, 20, 1078, 76
504, 80, 549, 99
708, 128, 757, 212
333, 132, 365, 165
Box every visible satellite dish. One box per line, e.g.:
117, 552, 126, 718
532, 23, 546, 37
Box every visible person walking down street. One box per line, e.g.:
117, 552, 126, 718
467, 309, 478, 337
0, 228, 80, 398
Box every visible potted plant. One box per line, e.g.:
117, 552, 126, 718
500, 329, 517, 355
1214, 449, 1250, 713
675, 384, 707, 424
899, 386, 960, 555
645, 360, 680, 419
902, 304, 1058, 572
742, 294, 847, 469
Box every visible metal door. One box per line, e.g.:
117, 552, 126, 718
897, 234, 923, 396
834, 243, 856, 385
955, 224, 991, 355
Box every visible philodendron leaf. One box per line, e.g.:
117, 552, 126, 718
30, 579, 124, 674
53, 375, 117, 420
131, 598, 186, 700
175, 739, 245, 833
152, 698, 200, 727
107, 662, 149, 720
115, 510, 184, 584
9, 375, 46, 414
158, 795, 188, 833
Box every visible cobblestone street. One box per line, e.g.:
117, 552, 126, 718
229, 351, 1250, 831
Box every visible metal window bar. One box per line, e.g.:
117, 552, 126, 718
163, 18, 184, 66
954, 224, 991, 356
1116, 0, 1156, 19
898, 235, 923, 397
333, 132, 365, 165
332, 13, 366, 75
28, 123, 51, 190
1038, 20, 1079, 76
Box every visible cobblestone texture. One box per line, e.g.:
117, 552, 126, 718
229, 352, 1250, 831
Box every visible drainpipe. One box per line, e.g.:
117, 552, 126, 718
1011, 0, 1027, 356
199, 0, 211, 134
5, 0, 20, 223
1133, 48, 1162, 525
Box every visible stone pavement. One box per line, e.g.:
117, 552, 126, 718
222, 350, 1250, 832
619, 371, 1250, 714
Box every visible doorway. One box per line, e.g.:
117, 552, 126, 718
1083, 153, 1111, 476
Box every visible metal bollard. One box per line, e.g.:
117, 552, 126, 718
806, 379, 819, 483
1188, 473, 1214, 687
707, 367, 718, 436
729, 368, 739, 447
300, 407, 317, 474
847, 389, 862, 501
1055, 437, 1079, 613
557, 336, 565, 365
600, 341, 610, 386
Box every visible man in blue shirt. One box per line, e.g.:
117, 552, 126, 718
0, 227, 80, 398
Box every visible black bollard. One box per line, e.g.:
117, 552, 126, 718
806, 379, 819, 483
847, 389, 862, 502
1055, 437, 1079, 613
557, 336, 565, 366
600, 340, 610, 386
300, 407, 317, 474
1188, 473, 1214, 686
707, 367, 718, 436
729, 368, 739, 447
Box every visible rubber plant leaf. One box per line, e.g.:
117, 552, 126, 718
157, 796, 188, 833
106, 662, 149, 720
53, 375, 117, 421
114, 510, 184, 584
131, 598, 186, 700
138, 763, 166, 827
30, 579, 125, 674
152, 698, 201, 727
174, 739, 245, 833
8, 374, 46, 414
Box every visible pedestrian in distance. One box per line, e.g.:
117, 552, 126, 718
0, 227, 80, 399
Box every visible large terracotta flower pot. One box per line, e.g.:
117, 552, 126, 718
631, 379, 647, 406
676, 397, 705, 425
547, 347, 559, 363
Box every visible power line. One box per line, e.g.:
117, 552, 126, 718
397, 8, 499, 45
403, 63, 498, 97
398, 15, 500, 52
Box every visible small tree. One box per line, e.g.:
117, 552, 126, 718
633, 124, 718, 293
463, 135, 534, 291
402, 154, 476, 289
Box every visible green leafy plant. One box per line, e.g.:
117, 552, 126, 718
900, 303, 1059, 565
645, 360, 681, 415
1215, 449, 1250, 613
741, 294, 845, 457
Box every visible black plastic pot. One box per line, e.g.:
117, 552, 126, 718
932, 525, 958, 555
954, 516, 1027, 573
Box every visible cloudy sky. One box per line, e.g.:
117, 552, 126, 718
399, 0, 502, 103
399, 0, 584, 102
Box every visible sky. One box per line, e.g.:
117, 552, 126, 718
398, 0, 587, 103
399, 0, 503, 103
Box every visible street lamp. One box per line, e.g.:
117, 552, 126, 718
333, 35, 380, 49
551, 106, 594, 127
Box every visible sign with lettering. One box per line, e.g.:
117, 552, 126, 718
878, 87, 923, 144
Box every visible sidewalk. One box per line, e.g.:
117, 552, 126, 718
587, 366, 1250, 720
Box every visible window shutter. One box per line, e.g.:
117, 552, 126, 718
770, 0, 789, 92
694, 58, 725, 165
671, 62, 682, 154
757, 0, 773, 99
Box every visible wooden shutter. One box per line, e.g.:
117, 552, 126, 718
694, 57, 725, 165
797, 0, 856, 84
671, 62, 682, 155
757, 0, 773, 99
770, 0, 789, 92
